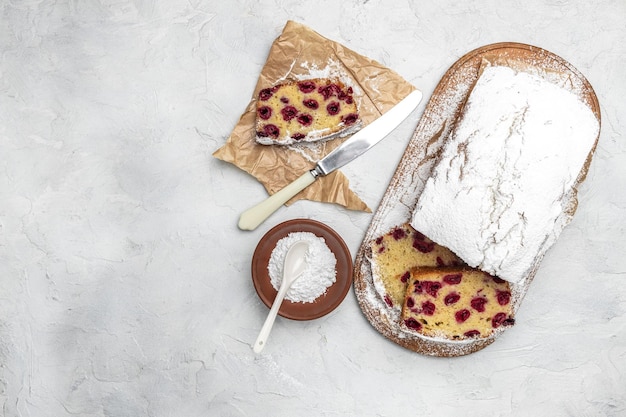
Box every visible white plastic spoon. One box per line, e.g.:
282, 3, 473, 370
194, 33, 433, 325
253, 240, 309, 353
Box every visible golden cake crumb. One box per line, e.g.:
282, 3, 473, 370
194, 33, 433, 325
401, 267, 515, 340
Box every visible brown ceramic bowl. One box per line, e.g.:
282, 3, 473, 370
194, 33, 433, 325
251, 219, 353, 320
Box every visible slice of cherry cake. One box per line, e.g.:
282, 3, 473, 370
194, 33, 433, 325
369, 223, 463, 310
401, 267, 515, 340
255, 78, 361, 145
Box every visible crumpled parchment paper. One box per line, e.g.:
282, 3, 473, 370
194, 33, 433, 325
213, 20, 417, 212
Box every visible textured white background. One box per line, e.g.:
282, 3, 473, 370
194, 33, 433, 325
1, 1, 625, 416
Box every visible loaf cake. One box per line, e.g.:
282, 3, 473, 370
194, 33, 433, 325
255, 78, 361, 145
369, 223, 462, 310
401, 267, 515, 340
411, 64, 600, 284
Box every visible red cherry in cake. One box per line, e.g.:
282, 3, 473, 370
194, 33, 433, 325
327, 101, 341, 115
281, 106, 298, 121
297, 114, 313, 126
492, 277, 506, 284
297, 80, 316, 93
422, 281, 442, 297
400, 271, 410, 283
496, 290, 511, 306
259, 88, 273, 101
406, 297, 415, 308
492, 313, 515, 328
444, 292, 460, 306
464, 330, 481, 338
455, 309, 471, 323
338, 89, 355, 105
391, 227, 406, 240
404, 317, 422, 330
291, 133, 305, 141
263, 124, 279, 138
303, 99, 319, 110
318, 83, 340, 100
258, 106, 272, 120
492, 313, 506, 328
471, 297, 487, 312
421, 301, 436, 316
443, 273, 462, 285
413, 238, 435, 253
342, 113, 358, 125
384, 294, 393, 308
280, 97, 289, 103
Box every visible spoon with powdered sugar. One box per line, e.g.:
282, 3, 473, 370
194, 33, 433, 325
253, 240, 309, 353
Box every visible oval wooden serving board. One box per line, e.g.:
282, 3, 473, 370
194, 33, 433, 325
353, 42, 601, 357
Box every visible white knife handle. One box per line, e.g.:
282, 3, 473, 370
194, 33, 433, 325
238, 171, 317, 230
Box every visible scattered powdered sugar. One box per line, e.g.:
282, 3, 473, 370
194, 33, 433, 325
366, 65, 477, 236
411, 65, 599, 284
296, 59, 362, 96
286, 140, 326, 163
268, 232, 337, 303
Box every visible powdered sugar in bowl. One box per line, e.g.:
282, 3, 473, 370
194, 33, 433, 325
251, 219, 353, 320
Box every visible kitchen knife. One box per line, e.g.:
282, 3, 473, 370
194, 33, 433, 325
238, 89, 422, 231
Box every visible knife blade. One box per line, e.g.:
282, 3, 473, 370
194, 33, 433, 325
238, 89, 422, 230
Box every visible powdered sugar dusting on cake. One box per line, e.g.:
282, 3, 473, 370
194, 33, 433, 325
410, 65, 599, 284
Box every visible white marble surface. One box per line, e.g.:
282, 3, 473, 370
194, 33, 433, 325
1, 1, 625, 416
